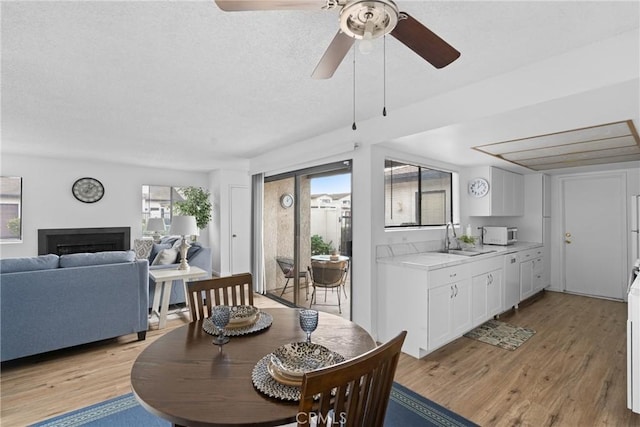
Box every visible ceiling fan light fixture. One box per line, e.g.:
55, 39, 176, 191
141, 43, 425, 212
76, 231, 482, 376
358, 18, 375, 54
339, 0, 399, 40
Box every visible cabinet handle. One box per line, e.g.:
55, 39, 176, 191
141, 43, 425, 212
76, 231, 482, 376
450, 285, 454, 299
450, 273, 457, 278
454, 284, 458, 297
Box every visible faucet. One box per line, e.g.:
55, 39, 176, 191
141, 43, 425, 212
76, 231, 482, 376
444, 222, 458, 252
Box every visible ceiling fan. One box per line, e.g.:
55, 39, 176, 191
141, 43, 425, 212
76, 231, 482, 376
214, 0, 461, 79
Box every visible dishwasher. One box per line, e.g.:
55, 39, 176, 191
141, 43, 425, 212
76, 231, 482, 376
504, 253, 520, 310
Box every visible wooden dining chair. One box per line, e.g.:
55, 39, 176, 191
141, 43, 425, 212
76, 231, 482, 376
307, 260, 347, 314
296, 331, 407, 427
185, 273, 254, 321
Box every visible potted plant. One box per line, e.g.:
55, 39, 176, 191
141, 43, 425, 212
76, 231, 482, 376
458, 234, 477, 249
174, 187, 212, 235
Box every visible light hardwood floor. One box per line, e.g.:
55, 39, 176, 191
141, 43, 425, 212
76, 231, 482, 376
395, 291, 640, 426
2, 291, 639, 426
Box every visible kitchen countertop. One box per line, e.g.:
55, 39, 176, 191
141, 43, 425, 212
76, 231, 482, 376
376, 241, 543, 271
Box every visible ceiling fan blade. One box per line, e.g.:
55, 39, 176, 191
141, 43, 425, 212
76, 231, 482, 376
215, 0, 326, 11
390, 12, 460, 69
311, 31, 354, 79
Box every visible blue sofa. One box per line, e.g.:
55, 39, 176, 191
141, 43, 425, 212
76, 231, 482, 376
147, 238, 212, 308
0, 251, 148, 362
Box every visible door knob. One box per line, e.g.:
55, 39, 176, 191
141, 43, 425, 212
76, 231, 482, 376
232, 234, 237, 238
565, 232, 571, 237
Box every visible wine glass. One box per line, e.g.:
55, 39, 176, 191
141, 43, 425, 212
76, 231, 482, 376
211, 305, 230, 348
299, 309, 318, 344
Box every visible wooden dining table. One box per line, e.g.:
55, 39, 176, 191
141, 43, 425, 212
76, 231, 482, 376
130, 307, 376, 427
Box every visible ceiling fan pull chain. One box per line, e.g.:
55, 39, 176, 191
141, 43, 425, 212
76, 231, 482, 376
352, 41, 357, 131
383, 34, 387, 117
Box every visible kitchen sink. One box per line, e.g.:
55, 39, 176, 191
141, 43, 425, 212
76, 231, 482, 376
439, 248, 497, 257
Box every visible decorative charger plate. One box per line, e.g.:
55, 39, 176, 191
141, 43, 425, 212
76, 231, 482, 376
271, 342, 339, 377
252, 343, 345, 401
203, 311, 273, 337
228, 305, 259, 328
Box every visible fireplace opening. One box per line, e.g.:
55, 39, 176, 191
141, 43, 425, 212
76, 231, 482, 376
38, 227, 130, 255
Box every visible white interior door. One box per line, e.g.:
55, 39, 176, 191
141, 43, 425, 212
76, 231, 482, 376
562, 173, 626, 300
230, 185, 251, 274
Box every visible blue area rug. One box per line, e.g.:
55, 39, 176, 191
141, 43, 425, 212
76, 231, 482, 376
31, 382, 477, 427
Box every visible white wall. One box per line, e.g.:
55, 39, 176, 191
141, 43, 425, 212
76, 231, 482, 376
0, 153, 209, 258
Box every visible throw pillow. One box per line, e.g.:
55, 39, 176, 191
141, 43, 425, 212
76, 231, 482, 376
151, 248, 178, 265
149, 243, 171, 264
186, 241, 203, 260
133, 239, 154, 260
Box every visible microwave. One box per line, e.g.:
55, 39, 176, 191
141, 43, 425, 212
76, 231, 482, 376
482, 226, 517, 245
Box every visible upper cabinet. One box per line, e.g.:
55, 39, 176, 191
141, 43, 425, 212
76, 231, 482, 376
467, 166, 524, 216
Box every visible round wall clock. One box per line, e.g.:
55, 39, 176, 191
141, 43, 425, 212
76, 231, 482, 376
280, 193, 294, 209
468, 177, 489, 198
72, 177, 105, 203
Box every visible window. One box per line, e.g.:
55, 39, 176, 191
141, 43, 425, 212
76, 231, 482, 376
384, 160, 453, 228
141, 185, 185, 237
0, 177, 22, 242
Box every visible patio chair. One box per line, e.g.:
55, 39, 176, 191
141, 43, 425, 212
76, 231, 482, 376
276, 257, 308, 299
307, 260, 347, 314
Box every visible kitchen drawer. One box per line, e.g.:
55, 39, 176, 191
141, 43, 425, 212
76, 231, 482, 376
533, 257, 543, 274
519, 247, 543, 262
428, 264, 469, 288
468, 255, 503, 276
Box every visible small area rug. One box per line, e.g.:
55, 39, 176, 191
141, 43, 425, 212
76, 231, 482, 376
31, 382, 477, 427
463, 319, 536, 351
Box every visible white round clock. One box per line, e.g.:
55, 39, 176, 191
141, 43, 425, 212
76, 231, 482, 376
280, 193, 294, 209
468, 177, 489, 198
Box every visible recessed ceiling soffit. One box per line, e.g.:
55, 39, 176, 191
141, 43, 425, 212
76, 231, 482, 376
473, 120, 640, 171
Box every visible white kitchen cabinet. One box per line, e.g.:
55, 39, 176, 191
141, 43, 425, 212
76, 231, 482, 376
376, 263, 428, 357
467, 166, 524, 217
428, 278, 471, 352
427, 263, 470, 352
504, 172, 524, 216
471, 273, 488, 327
470, 256, 503, 327
428, 283, 454, 351
532, 256, 544, 293
376, 244, 542, 358
519, 247, 544, 299
520, 260, 534, 300
487, 269, 503, 317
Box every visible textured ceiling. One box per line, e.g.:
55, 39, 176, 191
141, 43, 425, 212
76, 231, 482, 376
1, 1, 639, 171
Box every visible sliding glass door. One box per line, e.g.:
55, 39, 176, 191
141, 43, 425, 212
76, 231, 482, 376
262, 161, 352, 318
263, 177, 298, 305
